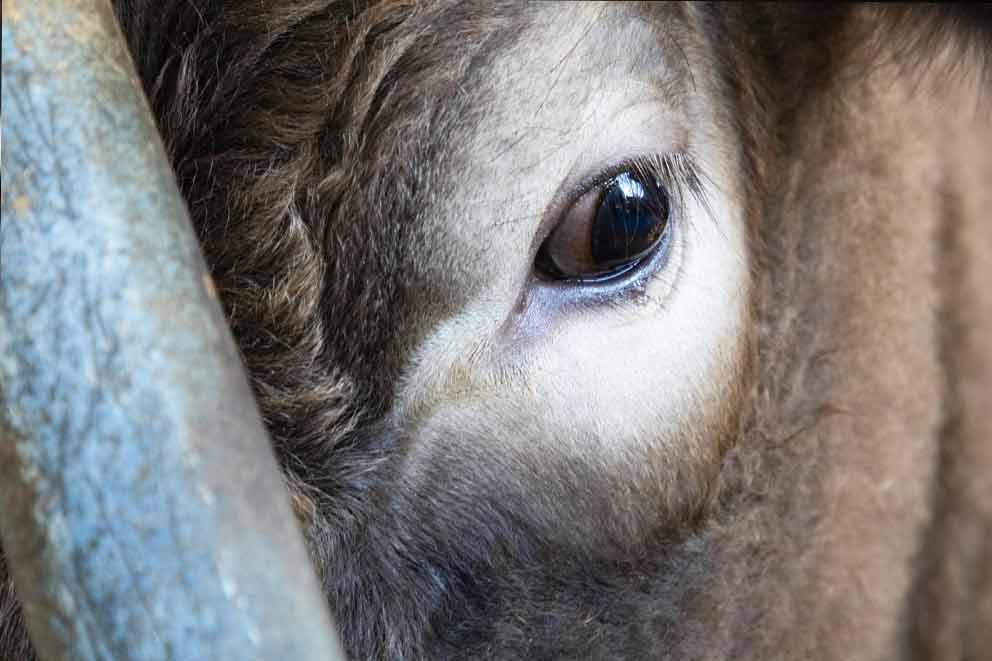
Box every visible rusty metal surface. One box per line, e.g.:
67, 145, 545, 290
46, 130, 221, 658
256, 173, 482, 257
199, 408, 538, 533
0, 1, 346, 659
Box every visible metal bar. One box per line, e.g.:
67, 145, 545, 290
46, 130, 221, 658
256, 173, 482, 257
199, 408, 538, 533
0, 1, 346, 659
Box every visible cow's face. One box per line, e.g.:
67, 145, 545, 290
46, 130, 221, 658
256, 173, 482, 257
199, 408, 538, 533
143, 2, 989, 657
385, 2, 749, 550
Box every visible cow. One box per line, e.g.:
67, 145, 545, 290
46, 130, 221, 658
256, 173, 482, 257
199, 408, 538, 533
2, 2, 990, 658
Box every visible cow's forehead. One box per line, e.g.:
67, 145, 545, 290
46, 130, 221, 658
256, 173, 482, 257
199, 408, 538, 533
423, 2, 697, 273
325, 1, 707, 398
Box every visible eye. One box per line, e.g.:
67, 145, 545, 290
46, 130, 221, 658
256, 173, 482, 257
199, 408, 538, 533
535, 170, 671, 282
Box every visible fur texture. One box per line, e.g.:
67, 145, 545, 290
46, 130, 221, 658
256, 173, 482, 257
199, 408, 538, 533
2, 3, 990, 659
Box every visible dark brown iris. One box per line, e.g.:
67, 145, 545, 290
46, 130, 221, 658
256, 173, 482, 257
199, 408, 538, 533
536, 172, 670, 281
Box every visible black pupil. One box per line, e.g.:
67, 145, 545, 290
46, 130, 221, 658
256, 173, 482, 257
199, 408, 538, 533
590, 172, 669, 276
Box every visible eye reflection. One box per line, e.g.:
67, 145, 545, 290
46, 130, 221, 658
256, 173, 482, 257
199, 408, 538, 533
590, 173, 669, 274
535, 169, 671, 282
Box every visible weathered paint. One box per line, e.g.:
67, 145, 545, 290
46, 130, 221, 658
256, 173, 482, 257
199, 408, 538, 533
0, 1, 346, 659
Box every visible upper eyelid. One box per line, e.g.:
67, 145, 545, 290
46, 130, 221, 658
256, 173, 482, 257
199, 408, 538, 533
540, 152, 705, 248
570, 153, 702, 211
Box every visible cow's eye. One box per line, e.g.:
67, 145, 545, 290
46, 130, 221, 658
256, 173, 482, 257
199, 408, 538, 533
536, 171, 671, 282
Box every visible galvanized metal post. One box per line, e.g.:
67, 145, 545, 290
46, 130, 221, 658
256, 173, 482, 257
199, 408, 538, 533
0, 1, 347, 659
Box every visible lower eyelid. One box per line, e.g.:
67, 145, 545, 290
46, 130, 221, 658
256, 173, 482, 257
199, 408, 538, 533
533, 210, 683, 308
497, 210, 688, 354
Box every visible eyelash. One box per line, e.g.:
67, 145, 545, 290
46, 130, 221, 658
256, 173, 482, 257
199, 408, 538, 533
562, 152, 709, 230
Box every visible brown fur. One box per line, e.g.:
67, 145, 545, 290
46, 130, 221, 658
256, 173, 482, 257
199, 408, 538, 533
2, 3, 990, 659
